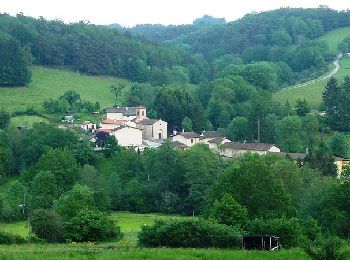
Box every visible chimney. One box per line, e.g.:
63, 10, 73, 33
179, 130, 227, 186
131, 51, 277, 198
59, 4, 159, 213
173, 129, 177, 136
182, 129, 185, 133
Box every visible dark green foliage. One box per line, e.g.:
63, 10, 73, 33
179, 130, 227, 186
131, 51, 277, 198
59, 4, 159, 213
295, 98, 310, 116
64, 209, 121, 242
305, 236, 347, 260
0, 109, 10, 129
305, 142, 337, 177
227, 117, 249, 141
154, 88, 206, 131
0, 129, 15, 177
0, 231, 26, 244
43, 90, 95, 114
54, 184, 95, 222
0, 13, 197, 84
245, 218, 306, 248
322, 77, 350, 131
29, 148, 79, 195
138, 219, 241, 248
30, 209, 64, 243
29, 171, 59, 210
21, 123, 79, 166
181, 117, 193, 131
207, 154, 295, 219
275, 116, 305, 152
330, 132, 349, 158
206, 193, 248, 228
0, 181, 25, 221
0, 31, 31, 87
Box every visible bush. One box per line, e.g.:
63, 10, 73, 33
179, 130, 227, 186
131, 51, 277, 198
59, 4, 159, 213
30, 209, 64, 243
206, 193, 248, 228
305, 236, 347, 260
244, 218, 306, 248
0, 231, 26, 244
64, 209, 122, 242
138, 219, 242, 248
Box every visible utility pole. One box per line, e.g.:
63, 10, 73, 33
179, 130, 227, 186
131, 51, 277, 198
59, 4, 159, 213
257, 117, 260, 143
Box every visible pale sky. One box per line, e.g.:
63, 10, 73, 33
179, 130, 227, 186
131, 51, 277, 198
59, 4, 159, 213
0, 0, 348, 27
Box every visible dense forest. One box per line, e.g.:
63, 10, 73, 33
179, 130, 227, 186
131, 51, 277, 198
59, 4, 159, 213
0, 13, 204, 86
122, 7, 350, 83
2, 7, 350, 88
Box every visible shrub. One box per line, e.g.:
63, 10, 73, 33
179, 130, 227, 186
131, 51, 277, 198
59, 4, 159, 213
138, 219, 242, 248
64, 209, 122, 242
206, 193, 248, 228
30, 209, 64, 243
244, 218, 306, 248
305, 236, 347, 260
0, 231, 26, 244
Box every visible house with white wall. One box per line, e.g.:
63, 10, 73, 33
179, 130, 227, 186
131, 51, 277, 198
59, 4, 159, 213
109, 125, 143, 147
172, 131, 200, 147
220, 142, 280, 158
136, 119, 167, 140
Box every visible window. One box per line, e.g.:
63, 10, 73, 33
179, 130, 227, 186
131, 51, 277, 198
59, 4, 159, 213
137, 111, 140, 116
191, 139, 194, 144
158, 133, 162, 139
142, 111, 145, 116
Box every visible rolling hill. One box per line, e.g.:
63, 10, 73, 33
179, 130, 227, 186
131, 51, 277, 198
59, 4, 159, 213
273, 27, 350, 109
0, 66, 130, 113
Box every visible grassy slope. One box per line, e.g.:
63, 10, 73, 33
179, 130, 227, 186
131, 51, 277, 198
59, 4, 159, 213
273, 27, 350, 109
273, 56, 350, 109
318, 27, 350, 53
9, 115, 48, 128
0, 66, 130, 113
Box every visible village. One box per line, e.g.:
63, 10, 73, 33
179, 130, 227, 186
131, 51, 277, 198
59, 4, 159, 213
80, 105, 350, 175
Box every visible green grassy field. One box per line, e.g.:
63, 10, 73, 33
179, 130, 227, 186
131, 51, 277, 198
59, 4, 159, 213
318, 27, 350, 53
0, 244, 311, 260
273, 27, 350, 109
9, 115, 48, 128
0, 211, 192, 243
273, 55, 350, 109
0, 66, 130, 113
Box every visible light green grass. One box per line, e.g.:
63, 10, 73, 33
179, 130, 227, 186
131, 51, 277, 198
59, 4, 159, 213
318, 27, 350, 53
9, 115, 48, 128
0, 244, 311, 260
0, 212, 191, 242
111, 211, 193, 242
273, 56, 350, 109
0, 66, 130, 113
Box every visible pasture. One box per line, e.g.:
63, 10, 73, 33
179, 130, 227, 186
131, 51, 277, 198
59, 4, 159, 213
0, 66, 130, 113
273, 55, 350, 109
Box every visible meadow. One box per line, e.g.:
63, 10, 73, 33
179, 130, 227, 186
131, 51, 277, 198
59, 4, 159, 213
0, 66, 130, 113
0, 244, 311, 260
0, 211, 313, 259
273, 55, 350, 109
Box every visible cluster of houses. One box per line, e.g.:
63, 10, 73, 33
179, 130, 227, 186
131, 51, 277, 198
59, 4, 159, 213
81, 106, 350, 175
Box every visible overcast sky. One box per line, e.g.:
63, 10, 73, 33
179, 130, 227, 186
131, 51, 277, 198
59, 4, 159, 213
0, 0, 348, 27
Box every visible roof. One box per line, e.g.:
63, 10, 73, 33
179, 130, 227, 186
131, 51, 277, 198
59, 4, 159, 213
201, 131, 223, 139
137, 119, 161, 125
101, 119, 125, 125
112, 125, 142, 132
172, 141, 188, 148
223, 142, 277, 152
208, 137, 227, 144
178, 131, 200, 139
106, 106, 145, 116
267, 152, 306, 160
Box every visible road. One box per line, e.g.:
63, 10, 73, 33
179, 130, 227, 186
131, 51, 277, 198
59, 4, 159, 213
281, 53, 342, 91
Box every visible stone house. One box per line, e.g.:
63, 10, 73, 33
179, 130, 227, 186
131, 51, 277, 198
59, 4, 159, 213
172, 131, 200, 147
221, 142, 280, 158
136, 119, 167, 140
